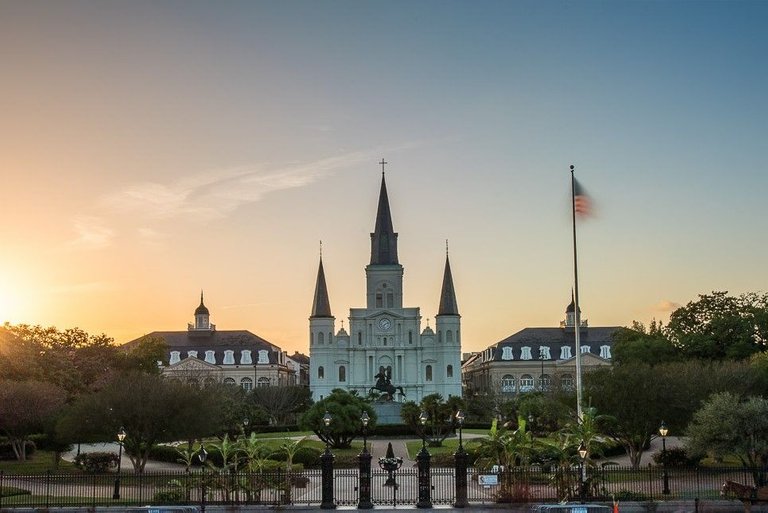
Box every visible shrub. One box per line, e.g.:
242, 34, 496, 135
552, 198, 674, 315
152, 480, 186, 504
614, 489, 650, 501
652, 446, 699, 467
74, 452, 119, 473
148, 444, 186, 464
292, 446, 322, 468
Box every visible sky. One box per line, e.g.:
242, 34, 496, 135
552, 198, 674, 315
1, 0, 767, 356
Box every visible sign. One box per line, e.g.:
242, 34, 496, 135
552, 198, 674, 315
478, 474, 498, 486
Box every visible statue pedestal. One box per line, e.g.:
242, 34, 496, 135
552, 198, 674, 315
373, 401, 403, 425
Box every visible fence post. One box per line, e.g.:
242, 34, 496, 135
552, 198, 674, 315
0, 470, 4, 509
46, 469, 51, 508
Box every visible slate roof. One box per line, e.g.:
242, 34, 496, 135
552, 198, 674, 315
489, 326, 620, 361
310, 257, 333, 318
437, 254, 459, 316
370, 173, 399, 265
124, 330, 282, 365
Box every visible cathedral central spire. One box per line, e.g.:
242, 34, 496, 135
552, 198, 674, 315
310, 257, 333, 318
437, 251, 460, 316
370, 168, 399, 265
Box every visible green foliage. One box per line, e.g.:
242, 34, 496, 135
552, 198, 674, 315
667, 291, 768, 360
247, 386, 312, 426
152, 480, 186, 503
612, 321, 681, 366
652, 446, 699, 467
400, 393, 465, 446
514, 392, 572, 435
120, 335, 167, 374
0, 380, 67, 461
299, 389, 375, 449
73, 451, 119, 472
686, 392, 768, 485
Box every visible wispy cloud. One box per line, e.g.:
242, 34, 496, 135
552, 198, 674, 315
101, 151, 374, 222
66, 216, 114, 250
653, 300, 681, 313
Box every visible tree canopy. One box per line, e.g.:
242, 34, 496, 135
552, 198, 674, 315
0, 380, 67, 460
299, 389, 374, 449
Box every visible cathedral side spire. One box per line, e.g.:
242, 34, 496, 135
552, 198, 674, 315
370, 164, 399, 265
310, 257, 333, 318
437, 252, 459, 316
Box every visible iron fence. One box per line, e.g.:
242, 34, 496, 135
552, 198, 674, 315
0, 465, 762, 508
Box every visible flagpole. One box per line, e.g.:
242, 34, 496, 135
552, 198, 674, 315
570, 164, 584, 423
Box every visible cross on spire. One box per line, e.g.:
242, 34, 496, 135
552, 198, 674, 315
379, 158, 387, 175
319, 240, 322, 259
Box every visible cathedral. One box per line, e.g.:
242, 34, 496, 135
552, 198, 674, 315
309, 169, 463, 402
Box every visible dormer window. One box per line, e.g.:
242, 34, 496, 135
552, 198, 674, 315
560, 346, 573, 359
241, 350, 252, 365
187, 350, 198, 359
223, 350, 235, 365
258, 349, 269, 364
521, 346, 532, 360
205, 350, 216, 364
501, 347, 514, 360
581, 345, 591, 354
600, 345, 611, 359
169, 351, 180, 365
539, 346, 551, 360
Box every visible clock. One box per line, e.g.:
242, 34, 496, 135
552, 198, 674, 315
378, 318, 392, 331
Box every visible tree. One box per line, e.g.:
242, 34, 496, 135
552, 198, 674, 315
0, 380, 67, 460
119, 335, 167, 374
299, 389, 375, 449
612, 321, 681, 366
686, 392, 768, 486
57, 372, 225, 472
0, 323, 120, 395
666, 291, 768, 360
247, 385, 312, 425
400, 393, 465, 447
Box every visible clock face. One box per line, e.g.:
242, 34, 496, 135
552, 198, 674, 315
378, 318, 392, 331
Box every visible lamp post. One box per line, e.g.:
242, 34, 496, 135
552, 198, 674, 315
540, 349, 546, 391
659, 421, 670, 495
358, 411, 372, 509
578, 441, 587, 503
453, 410, 468, 508
320, 411, 336, 509
198, 445, 208, 513
416, 411, 432, 508
112, 427, 126, 500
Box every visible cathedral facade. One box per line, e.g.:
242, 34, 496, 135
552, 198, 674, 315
309, 171, 463, 402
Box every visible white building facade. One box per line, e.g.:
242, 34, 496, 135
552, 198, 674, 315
309, 172, 463, 402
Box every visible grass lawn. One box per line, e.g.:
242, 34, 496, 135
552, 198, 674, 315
0, 451, 78, 474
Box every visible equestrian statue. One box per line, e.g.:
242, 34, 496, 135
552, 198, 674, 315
369, 366, 406, 401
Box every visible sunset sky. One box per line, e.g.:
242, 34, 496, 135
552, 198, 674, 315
1, 1, 767, 355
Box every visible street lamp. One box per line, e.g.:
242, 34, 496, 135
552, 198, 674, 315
454, 410, 468, 508
416, 411, 432, 508
659, 421, 670, 495
539, 349, 546, 391
198, 445, 208, 513
320, 411, 335, 509
112, 427, 126, 500
578, 440, 587, 503
358, 411, 372, 509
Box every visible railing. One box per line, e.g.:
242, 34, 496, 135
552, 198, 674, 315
0, 466, 762, 508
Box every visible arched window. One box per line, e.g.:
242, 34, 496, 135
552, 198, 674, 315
438, 331, 442, 343
501, 374, 515, 393
520, 374, 535, 392
318, 332, 324, 344
358, 332, 362, 345
339, 365, 346, 382
223, 377, 236, 386
409, 331, 413, 344
318, 366, 324, 379
383, 337, 387, 346
240, 377, 253, 392
328, 331, 333, 345
426, 365, 433, 382
258, 377, 270, 387
376, 292, 383, 308
447, 364, 453, 378
539, 374, 551, 391
447, 330, 453, 343
561, 374, 574, 390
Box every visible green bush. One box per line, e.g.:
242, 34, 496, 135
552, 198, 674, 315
614, 489, 650, 501
148, 444, 187, 464
652, 446, 699, 467
152, 480, 186, 504
74, 451, 119, 473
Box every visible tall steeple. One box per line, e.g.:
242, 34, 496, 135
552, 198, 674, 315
310, 257, 333, 318
370, 165, 399, 265
437, 245, 459, 317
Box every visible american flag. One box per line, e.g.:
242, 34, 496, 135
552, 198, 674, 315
573, 178, 592, 218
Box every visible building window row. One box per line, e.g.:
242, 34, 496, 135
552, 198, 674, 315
499, 373, 573, 393
499, 345, 611, 361
169, 349, 270, 366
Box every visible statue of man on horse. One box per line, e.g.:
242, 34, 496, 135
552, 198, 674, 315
370, 366, 406, 401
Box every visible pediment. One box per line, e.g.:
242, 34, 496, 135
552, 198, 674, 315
167, 357, 220, 372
